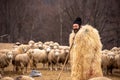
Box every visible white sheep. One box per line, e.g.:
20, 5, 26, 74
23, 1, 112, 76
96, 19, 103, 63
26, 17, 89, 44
101, 50, 116, 75
1, 76, 14, 80
12, 44, 30, 56
27, 48, 48, 69
48, 48, 60, 71
58, 46, 70, 70
15, 75, 34, 80
115, 54, 120, 69
33, 41, 43, 49
88, 77, 111, 80
47, 45, 70, 71
28, 40, 35, 48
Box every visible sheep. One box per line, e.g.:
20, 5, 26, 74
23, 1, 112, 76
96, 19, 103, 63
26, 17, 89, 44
1, 77, 14, 80
48, 48, 60, 71
0, 49, 10, 54
53, 42, 59, 49
11, 44, 31, 72
88, 77, 111, 80
43, 41, 59, 49
0, 51, 13, 74
37, 41, 44, 49
101, 51, 109, 75
28, 40, 35, 48
0, 74, 2, 79
12, 44, 30, 56
115, 54, 120, 69
57, 46, 70, 70
101, 51, 117, 75
33, 41, 43, 49
27, 48, 49, 69
111, 47, 120, 54
47, 44, 70, 71
44, 41, 52, 46
15, 75, 34, 80
13, 53, 30, 74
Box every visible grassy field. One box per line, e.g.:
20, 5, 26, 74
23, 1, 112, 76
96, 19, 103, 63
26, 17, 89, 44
0, 43, 120, 80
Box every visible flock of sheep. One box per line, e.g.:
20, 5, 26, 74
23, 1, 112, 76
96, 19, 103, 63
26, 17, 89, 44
0, 40, 70, 75
101, 47, 120, 75
0, 40, 120, 79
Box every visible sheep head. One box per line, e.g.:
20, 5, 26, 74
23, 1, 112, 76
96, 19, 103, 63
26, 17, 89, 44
6, 51, 13, 59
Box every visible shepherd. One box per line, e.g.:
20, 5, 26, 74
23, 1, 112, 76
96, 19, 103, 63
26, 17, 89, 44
69, 17, 103, 80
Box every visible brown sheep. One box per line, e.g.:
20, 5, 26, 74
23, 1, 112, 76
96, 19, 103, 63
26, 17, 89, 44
0, 51, 13, 74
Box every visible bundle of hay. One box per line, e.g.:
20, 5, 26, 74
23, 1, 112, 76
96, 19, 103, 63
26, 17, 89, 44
70, 24, 103, 80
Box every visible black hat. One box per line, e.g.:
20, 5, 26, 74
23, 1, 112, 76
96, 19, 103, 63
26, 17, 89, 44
73, 17, 82, 26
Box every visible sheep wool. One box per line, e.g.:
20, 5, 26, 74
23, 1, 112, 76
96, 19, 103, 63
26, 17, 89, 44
70, 24, 103, 80
15, 75, 34, 80
88, 77, 112, 80
1, 77, 14, 80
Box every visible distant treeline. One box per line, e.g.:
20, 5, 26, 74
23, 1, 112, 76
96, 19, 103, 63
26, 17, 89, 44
0, 0, 120, 49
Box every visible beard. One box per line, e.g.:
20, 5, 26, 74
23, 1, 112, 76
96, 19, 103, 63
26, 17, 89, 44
73, 29, 79, 33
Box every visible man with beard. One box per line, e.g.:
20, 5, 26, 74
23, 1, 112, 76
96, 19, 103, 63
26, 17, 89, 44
69, 17, 82, 47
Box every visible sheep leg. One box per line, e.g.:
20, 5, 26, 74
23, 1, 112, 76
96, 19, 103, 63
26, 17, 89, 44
33, 63, 37, 69
1, 68, 4, 74
20, 62, 25, 74
32, 60, 37, 69
13, 66, 15, 72
21, 67, 24, 74
104, 67, 107, 75
50, 63, 53, 71
30, 59, 33, 69
15, 66, 19, 73
42, 63, 45, 69
55, 63, 59, 71
20, 65, 24, 74
25, 66, 27, 73
48, 62, 51, 70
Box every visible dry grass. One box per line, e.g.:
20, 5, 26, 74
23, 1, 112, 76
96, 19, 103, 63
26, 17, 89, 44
0, 43, 120, 80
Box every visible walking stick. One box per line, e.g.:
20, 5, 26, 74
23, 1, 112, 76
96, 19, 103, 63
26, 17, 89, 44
57, 34, 76, 80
